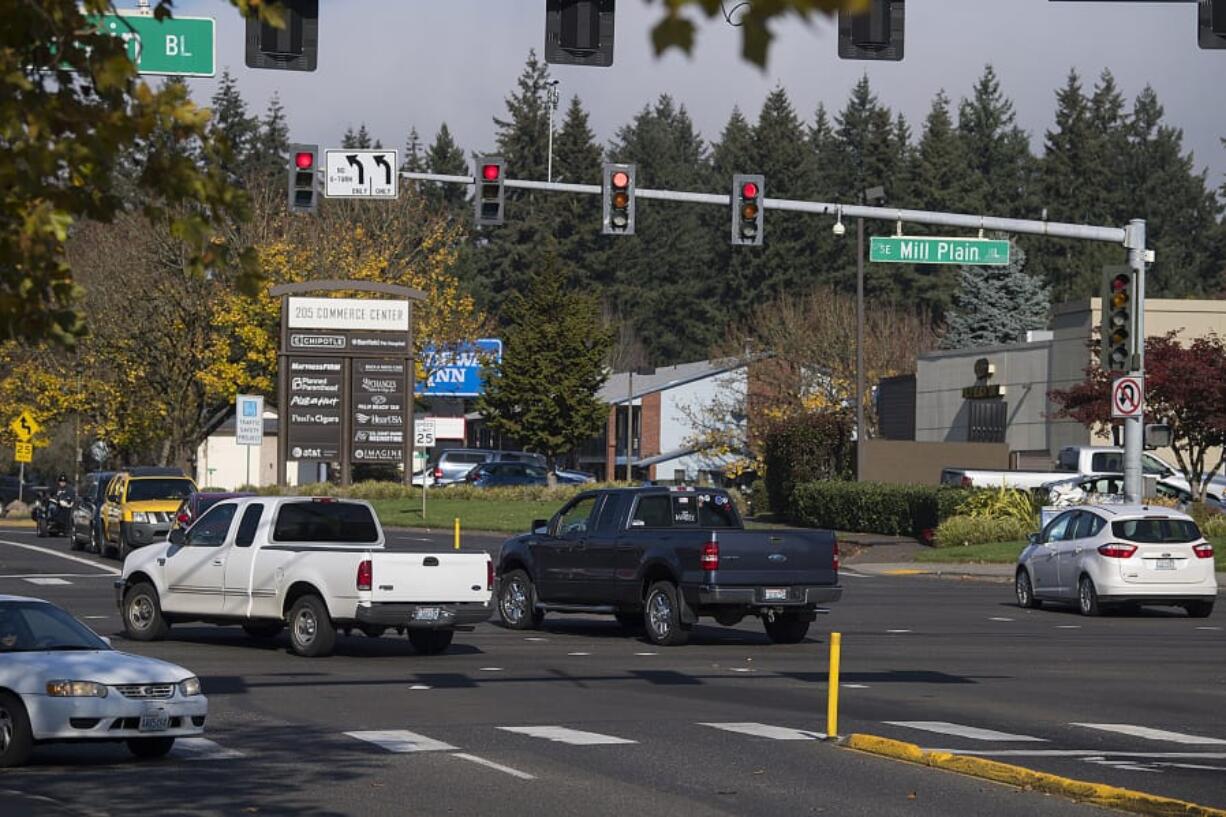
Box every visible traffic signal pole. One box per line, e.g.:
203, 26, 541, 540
401, 170, 1150, 501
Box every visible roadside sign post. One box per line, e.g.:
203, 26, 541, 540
10, 410, 40, 503
235, 395, 265, 489
415, 420, 436, 519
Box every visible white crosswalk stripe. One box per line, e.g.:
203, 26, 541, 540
884, 721, 1047, 742
700, 722, 826, 741
23, 577, 71, 586
346, 729, 456, 753
1070, 723, 1226, 746
171, 737, 245, 760
498, 726, 636, 745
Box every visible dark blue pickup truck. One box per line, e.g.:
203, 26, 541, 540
495, 486, 841, 645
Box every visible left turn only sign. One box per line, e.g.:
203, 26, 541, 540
325, 150, 399, 199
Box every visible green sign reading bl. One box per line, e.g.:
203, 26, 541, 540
94, 14, 215, 77
870, 236, 1011, 266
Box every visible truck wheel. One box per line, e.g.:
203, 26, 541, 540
498, 569, 544, 630
0, 692, 34, 768
1185, 600, 1215, 618
126, 737, 175, 759
242, 622, 285, 638
69, 529, 83, 552
408, 629, 454, 655
1015, 569, 1041, 609
123, 582, 170, 641
644, 581, 690, 646
288, 595, 336, 657
763, 614, 810, 644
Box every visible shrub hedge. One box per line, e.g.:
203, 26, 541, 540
788, 480, 975, 538
933, 515, 1034, 548
762, 411, 855, 515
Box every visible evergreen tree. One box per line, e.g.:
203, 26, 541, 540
341, 125, 357, 148
209, 69, 259, 176
957, 65, 1036, 218
251, 92, 290, 180
476, 254, 612, 477
401, 126, 425, 172
425, 122, 468, 210
549, 96, 604, 290
942, 243, 1049, 349
914, 91, 971, 215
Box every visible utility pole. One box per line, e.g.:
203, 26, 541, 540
1123, 219, 1148, 502
625, 370, 634, 482
855, 186, 885, 481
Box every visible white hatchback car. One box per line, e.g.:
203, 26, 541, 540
1015, 505, 1217, 617
0, 595, 207, 766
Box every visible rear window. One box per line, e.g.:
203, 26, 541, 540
445, 452, 488, 465
672, 493, 740, 528
127, 478, 194, 502
1112, 518, 1201, 544
273, 501, 379, 543
1090, 452, 1123, 472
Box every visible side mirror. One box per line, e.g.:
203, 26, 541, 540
1027, 533, 1040, 547
531, 518, 547, 534
169, 528, 186, 546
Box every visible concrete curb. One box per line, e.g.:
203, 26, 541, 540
842, 733, 1226, 817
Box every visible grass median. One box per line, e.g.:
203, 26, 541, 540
917, 535, 1226, 572
371, 497, 555, 535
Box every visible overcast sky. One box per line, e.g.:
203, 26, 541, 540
175, 0, 1226, 195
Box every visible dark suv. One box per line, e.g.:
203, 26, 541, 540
69, 470, 117, 553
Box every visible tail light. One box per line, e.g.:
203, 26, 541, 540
433, 467, 443, 480
357, 559, 372, 591
833, 540, 840, 572
1193, 543, 1214, 559
177, 511, 191, 525
487, 559, 494, 591
960, 476, 972, 488
701, 537, 719, 571
1097, 543, 1138, 558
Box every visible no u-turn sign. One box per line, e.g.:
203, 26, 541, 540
1111, 375, 1144, 419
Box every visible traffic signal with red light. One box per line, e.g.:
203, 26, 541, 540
246, 0, 319, 71
838, 0, 904, 61
1101, 267, 1134, 371
602, 163, 635, 235
288, 143, 318, 214
474, 157, 505, 226
731, 174, 764, 246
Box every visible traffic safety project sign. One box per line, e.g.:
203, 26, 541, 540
1111, 375, 1144, 419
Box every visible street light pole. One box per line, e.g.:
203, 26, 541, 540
625, 370, 634, 482
856, 214, 865, 481
546, 80, 560, 183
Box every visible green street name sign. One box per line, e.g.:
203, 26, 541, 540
870, 236, 1011, 266
94, 14, 215, 77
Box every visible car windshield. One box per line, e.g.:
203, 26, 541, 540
127, 478, 194, 502
1112, 518, 1202, 544
0, 601, 110, 652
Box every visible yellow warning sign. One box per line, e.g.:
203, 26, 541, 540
9, 410, 41, 442
14, 441, 33, 463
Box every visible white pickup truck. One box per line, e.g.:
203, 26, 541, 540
115, 497, 492, 657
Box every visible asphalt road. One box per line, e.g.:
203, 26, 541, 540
0, 527, 1222, 817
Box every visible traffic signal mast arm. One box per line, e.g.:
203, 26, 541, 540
400, 170, 1130, 245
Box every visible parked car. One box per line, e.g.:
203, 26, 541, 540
465, 462, 550, 488
0, 595, 208, 766
1036, 473, 1200, 509
1015, 504, 1217, 617
427, 448, 549, 486
100, 470, 196, 560
69, 470, 118, 554
117, 497, 493, 657
174, 491, 256, 529
1055, 445, 1226, 498
495, 486, 842, 645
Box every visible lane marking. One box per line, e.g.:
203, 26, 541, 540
882, 569, 927, 576
479, 667, 503, 672
172, 738, 245, 760
843, 683, 870, 689
346, 730, 456, 753
567, 652, 591, 656
409, 685, 431, 690
1083, 757, 1162, 773
988, 617, 1014, 622
929, 749, 1226, 759
701, 722, 825, 741
497, 726, 635, 746
634, 652, 657, 656
23, 577, 71, 586
886, 629, 911, 634
1071, 723, 1226, 746
884, 721, 1046, 742
839, 570, 872, 579
83, 615, 109, 620
0, 539, 119, 575
452, 752, 536, 780
1056, 625, 1081, 629
525, 637, 548, 642
0, 573, 112, 579
1196, 626, 1222, 631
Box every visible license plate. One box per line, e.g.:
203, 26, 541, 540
763, 588, 788, 601
414, 607, 441, 621
139, 711, 170, 732
1155, 558, 1175, 571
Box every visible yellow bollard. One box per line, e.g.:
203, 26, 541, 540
454, 517, 461, 550
826, 631, 842, 739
